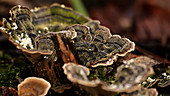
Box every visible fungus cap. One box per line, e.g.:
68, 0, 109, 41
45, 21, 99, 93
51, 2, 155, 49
18, 77, 51, 96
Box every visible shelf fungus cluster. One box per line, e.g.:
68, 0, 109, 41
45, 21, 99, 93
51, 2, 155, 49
0, 3, 135, 67
0, 3, 91, 62
0, 3, 160, 96
0, 3, 92, 87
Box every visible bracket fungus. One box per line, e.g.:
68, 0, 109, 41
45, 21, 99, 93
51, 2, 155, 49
105, 62, 154, 93
0, 3, 91, 85
67, 22, 135, 67
0, 4, 135, 67
0, 3, 136, 95
63, 63, 109, 96
63, 63, 90, 83
63, 61, 155, 96
18, 77, 51, 96
0, 3, 91, 62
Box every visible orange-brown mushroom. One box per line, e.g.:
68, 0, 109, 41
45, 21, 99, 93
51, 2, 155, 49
18, 77, 51, 96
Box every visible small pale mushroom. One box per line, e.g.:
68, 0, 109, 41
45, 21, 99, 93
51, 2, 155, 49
18, 77, 51, 96
63, 63, 90, 83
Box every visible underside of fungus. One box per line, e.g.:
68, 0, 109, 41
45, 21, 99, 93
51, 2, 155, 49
18, 77, 51, 96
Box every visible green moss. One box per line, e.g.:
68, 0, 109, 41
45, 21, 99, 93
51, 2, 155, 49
88, 66, 115, 84
0, 55, 32, 88
0, 67, 19, 88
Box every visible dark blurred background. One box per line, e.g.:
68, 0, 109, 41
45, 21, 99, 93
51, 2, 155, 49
0, 0, 170, 60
